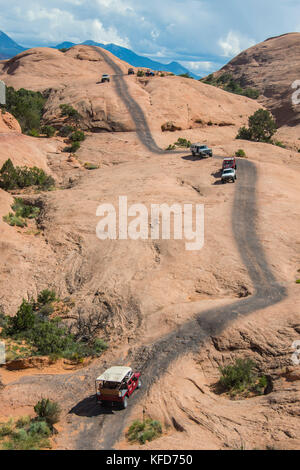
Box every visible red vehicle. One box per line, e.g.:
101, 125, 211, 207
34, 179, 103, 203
95, 366, 141, 409
222, 157, 237, 170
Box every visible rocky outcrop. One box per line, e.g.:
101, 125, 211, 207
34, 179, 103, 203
213, 33, 300, 126
0, 109, 21, 132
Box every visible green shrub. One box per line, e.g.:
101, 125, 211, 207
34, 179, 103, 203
1, 292, 108, 360
37, 289, 57, 306
34, 399, 61, 426
3, 86, 46, 134
179, 73, 194, 79
3, 212, 27, 227
273, 140, 286, 148
0, 159, 55, 191
166, 144, 176, 151
60, 104, 81, 121
16, 416, 31, 428
219, 358, 256, 393
0, 415, 52, 450
28, 129, 40, 137
29, 420, 51, 437
201, 73, 259, 100
12, 198, 40, 219
70, 130, 85, 142
296, 279, 300, 284
64, 141, 81, 153
84, 162, 99, 170
41, 125, 56, 138
235, 149, 246, 158
127, 419, 162, 445
137, 70, 145, 77
7, 299, 35, 334
0, 420, 14, 437
237, 109, 276, 143
58, 125, 75, 137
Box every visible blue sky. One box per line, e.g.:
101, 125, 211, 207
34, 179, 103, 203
0, 0, 300, 75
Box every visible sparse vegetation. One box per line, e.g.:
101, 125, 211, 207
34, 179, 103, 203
84, 162, 99, 170
166, 137, 191, 150
201, 73, 260, 100
1, 86, 46, 134
237, 109, 277, 143
60, 104, 81, 121
235, 149, 246, 158
218, 358, 268, 397
58, 125, 75, 137
0, 291, 108, 361
70, 130, 85, 142
137, 70, 145, 77
127, 419, 162, 445
41, 125, 56, 138
179, 72, 194, 79
0, 399, 60, 450
34, 399, 61, 427
3, 198, 40, 228
0, 159, 55, 191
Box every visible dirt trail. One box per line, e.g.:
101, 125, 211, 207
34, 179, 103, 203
65, 48, 287, 449
0, 47, 288, 450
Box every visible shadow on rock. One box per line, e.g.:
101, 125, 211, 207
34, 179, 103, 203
69, 395, 114, 417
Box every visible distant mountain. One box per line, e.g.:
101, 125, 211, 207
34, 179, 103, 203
55, 40, 198, 78
0, 30, 198, 78
0, 31, 25, 59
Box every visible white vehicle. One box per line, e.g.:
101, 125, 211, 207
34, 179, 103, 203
190, 144, 213, 157
221, 168, 237, 183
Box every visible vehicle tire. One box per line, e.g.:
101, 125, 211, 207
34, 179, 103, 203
137, 379, 141, 389
122, 397, 128, 409
192, 152, 195, 156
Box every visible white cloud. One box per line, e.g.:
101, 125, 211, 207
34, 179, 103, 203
218, 31, 255, 57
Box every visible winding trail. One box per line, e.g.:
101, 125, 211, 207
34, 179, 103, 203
67, 48, 288, 449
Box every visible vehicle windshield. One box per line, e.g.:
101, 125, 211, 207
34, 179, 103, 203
199, 146, 207, 149
223, 169, 233, 174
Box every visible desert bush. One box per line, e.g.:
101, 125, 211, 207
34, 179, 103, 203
64, 141, 81, 153
28, 129, 40, 137
237, 109, 276, 143
3, 86, 46, 134
60, 104, 81, 121
41, 125, 56, 138
58, 125, 75, 137
1, 293, 108, 360
0, 415, 52, 450
12, 198, 40, 219
70, 130, 85, 142
219, 358, 256, 393
34, 399, 61, 427
37, 289, 57, 306
201, 73, 259, 100
6, 299, 35, 334
0, 159, 55, 191
179, 73, 194, 79
127, 419, 162, 445
137, 70, 145, 77
218, 358, 268, 397
84, 162, 99, 170
273, 140, 286, 148
175, 137, 191, 148
3, 213, 27, 227
235, 149, 246, 158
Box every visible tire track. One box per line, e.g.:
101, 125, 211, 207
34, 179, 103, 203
73, 47, 287, 449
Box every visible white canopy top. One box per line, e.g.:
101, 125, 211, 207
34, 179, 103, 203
96, 366, 132, 383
